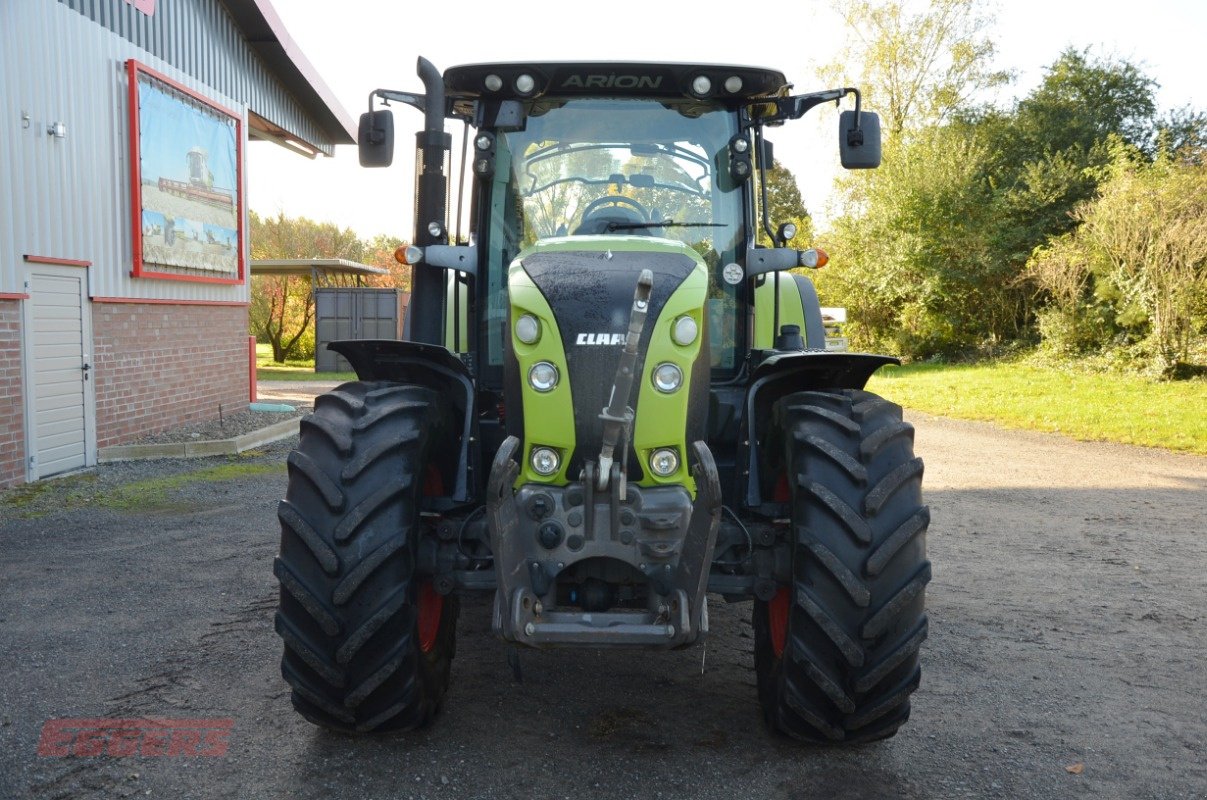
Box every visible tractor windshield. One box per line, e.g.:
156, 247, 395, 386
480, 98, 746, 374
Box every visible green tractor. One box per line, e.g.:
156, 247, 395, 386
274, 58, 929, 744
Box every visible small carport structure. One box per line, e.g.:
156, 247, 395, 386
250, 259, 405, 374
250, 258, 389, 286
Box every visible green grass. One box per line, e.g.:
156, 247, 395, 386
1, 460, 285, 517
866, 361, 1207, 455
99, 462, 284, 511
255, 343, 354, 382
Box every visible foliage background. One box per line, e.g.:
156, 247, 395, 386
807, 0, 1205, 378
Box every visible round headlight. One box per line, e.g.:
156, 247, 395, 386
531, 447, 560, 476
515, 74, 535, 94
516, 314, 540, 344
484, 74, 503, 92
691, 75, 712, 96
529, 361, 559, 392
427, 220, 444, 239
474, 133, 494, 151
652, 362, 683, 393
672, 316, 698, 346
649, 448, 680, 477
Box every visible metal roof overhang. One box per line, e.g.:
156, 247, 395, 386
221, 0, 357, 149
251, 259, 388, 285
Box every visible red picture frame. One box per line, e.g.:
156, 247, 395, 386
127, 59, 245, 285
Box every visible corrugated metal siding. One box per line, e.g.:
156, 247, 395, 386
58, 0, 332, 155
0, 0, 256, 301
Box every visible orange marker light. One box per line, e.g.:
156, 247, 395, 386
395, 245, 423, 266
800, 247, 829, 269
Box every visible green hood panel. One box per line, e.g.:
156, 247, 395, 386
508, 236, 709, 492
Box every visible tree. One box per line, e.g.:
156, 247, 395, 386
819, 123, 1017, 356
1029, 145, 1207, 376
821, 0, 1010, 137
823, 42, 1179, 360
757, 159, 814, 248
249, 211, 365, 363
361, 233, 412, 291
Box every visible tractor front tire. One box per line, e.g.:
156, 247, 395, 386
274, 381, 457, 734
755, 389, 930, 743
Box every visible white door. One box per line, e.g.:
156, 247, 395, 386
24, 266, 95, 479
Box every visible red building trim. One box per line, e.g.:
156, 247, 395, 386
92, 296, 249, 307
127, 59, 245, 287
0, 293, 30, 301
23, 255, 92, 268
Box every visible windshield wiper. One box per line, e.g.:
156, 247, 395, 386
606, 220, 724, 231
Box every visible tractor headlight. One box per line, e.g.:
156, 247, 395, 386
528, 361, 559, 392
515, 314, 540, 344
649, 448, 680, 477
671, 316, 698, 346
530, 446, 561, 476
652, 362, 683, 393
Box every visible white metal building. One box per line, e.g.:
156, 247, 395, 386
0, 0, 355, 487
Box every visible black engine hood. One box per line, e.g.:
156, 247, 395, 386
520, 248, 696, 475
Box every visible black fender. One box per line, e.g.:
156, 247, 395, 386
327, 339, 478, 507
737, 351, 899, 511
792, 274, 827, 349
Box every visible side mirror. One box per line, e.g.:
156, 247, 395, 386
839, 110, 881, 169
358, 109, 394, 168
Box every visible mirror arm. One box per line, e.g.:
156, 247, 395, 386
410, 245, 478, 278
845, 88, 864, 146
369, 88, 427, 115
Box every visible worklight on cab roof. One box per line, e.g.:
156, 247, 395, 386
691, 75, 712, 96
484, 74, 503, 92
724, 75, 743, 94
515, 74, 535, 94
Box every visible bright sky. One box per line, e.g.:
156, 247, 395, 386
247, 0, 1207, 242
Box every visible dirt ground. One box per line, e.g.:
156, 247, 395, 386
1, 413, 1204, 800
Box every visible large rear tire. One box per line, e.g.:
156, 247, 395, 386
274, 381, 458, 734
754, 389, 930, 743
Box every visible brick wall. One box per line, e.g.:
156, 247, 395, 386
92, 302, 249, 448
0, 300, 25, 488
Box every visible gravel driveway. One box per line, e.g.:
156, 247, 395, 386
1, 413, 1204, 799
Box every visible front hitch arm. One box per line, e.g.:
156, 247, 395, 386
595, 268, 654, 490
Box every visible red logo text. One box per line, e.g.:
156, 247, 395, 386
38, 718, 232, 757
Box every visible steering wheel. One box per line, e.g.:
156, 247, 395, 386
574, 195, 651, 235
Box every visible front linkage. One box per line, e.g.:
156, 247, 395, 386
487, 269, 720, 646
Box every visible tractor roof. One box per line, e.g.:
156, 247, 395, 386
444, 62, 791, 102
